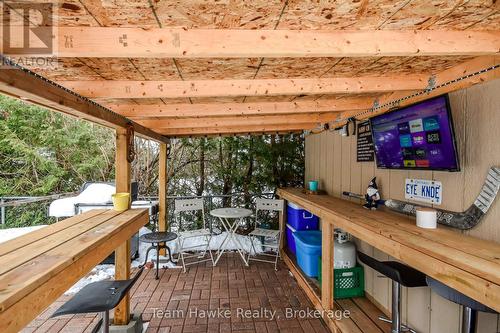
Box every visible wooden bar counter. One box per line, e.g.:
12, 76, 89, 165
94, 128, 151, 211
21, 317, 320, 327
0, 208, 149, 333
277, 188, 500, 314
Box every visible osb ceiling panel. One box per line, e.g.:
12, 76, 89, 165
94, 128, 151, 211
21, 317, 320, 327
276, 0, 409, 30
153, 0, 287, 29
13, 58, 102, 81
128, 59, 180, 80
78, 58, 146, 80
431, 0, 499, 30
175, 58, 261, 79
255, 58, 343, 79
380, 0, 498, 30
78, 0, 158, 27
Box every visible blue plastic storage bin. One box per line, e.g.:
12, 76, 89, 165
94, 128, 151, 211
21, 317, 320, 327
287, 202, 319, 230
293, 230, 322, 277
286, 224, 297, 254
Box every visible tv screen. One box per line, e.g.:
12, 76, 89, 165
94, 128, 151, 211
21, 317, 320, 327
370, 95, 460, 171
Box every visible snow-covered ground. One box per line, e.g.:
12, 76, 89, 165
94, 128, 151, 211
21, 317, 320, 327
0, 225, 47, 242
0, 224, 267, 295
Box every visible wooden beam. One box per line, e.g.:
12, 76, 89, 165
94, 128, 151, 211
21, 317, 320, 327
157, 123, 316, 137
140, 113, 339, 129
158, 143, 168, 256
4, 28, 498, 58
0, 64, 168, 143
106, 98, 373, 119
114, 128, 131, 325
60, 76, 428, 99
335, 56, 500, 126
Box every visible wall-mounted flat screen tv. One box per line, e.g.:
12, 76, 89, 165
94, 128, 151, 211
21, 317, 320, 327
370, 95, 460, 171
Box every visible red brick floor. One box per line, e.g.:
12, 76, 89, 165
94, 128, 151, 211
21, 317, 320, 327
21, 253, 329, 333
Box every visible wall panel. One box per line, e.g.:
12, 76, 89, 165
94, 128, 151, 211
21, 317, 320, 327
304, 79, 500, 332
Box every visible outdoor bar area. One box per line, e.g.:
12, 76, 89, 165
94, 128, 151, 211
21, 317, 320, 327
0, 1, 499, 333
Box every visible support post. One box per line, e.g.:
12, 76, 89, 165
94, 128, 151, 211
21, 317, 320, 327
321, 220, 334, 310
114, 127, 131, 325
278, 200, 286, 256
158, 142, 168, 255
1, 199, 5, 225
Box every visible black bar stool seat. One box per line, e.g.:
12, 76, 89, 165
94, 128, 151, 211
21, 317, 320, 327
52, 268, 144, 333
358, 252, 427, 333
359, 252, 427, 287
426, 277, 497, 333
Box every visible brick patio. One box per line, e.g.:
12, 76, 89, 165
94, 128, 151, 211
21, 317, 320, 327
21, 253, 329, 333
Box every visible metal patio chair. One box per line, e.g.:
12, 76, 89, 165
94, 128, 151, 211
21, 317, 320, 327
174, 198, 214, 272
246, 198, 284, 271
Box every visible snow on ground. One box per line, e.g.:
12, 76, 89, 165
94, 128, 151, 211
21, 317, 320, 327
0, 225, 47, 243
0, 224, 269, 295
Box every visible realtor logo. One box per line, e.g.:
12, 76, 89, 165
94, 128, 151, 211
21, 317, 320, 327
1, 2, 54, 55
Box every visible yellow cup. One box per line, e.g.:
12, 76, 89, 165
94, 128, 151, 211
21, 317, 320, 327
112, 193, 130, 212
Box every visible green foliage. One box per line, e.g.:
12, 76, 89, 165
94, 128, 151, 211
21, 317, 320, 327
0, 95, 115, 227
0, 95, 305, 230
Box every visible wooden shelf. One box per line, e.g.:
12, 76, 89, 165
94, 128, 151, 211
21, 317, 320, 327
282, 249, 391, 333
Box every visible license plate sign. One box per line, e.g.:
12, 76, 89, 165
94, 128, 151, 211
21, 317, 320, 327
405, 179, 442, 205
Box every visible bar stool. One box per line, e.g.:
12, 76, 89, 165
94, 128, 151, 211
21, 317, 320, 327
51, 267, 144, 333
139, 203, 178, 279
426, 277, 497, 333
358, 252, 427, 333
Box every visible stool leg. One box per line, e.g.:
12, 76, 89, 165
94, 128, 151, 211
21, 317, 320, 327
103, 310, 109, 333
140, 245, 155, 267
391, 281, 402, 333
461, 307, 477, 333
156, 243, 160, 280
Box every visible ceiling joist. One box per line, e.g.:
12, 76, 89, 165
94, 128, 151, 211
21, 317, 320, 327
106, 98, 373, 119
157, 124, 317, 137
4, 28, 498, 58
139, 112, 339, 130
60, 76, 428, 99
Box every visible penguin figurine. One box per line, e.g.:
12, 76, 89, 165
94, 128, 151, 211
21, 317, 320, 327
364, 177, 381, 210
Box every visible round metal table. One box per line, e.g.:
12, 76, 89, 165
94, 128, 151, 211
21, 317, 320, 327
210, 207, 252, 266
139, 231, 178, 279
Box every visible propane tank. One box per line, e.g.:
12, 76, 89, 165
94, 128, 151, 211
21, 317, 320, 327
334, 229, 357, 269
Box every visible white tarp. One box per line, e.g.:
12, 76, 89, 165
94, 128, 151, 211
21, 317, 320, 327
48, 183, 116, 217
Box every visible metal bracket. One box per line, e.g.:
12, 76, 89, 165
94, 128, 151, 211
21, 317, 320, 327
426, 75, 436, 91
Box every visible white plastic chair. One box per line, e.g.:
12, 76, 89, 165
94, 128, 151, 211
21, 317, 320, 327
246, 198, 284, 271
174, 198, 214, 272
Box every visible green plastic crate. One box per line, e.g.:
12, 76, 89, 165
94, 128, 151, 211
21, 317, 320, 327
318, 257, 365, 299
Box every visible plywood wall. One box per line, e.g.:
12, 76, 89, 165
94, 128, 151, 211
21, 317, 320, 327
305, 79, 500, 333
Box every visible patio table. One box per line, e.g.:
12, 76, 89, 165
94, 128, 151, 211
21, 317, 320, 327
210, 207, 252, 266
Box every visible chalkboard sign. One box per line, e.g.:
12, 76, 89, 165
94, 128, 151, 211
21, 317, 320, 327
357, 120, 374, 162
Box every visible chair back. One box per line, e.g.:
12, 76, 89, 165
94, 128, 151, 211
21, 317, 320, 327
255, 198, 284, 229
174, 198, 206, 231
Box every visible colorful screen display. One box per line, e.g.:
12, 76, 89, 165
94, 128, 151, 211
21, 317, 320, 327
370, 95, 460, 171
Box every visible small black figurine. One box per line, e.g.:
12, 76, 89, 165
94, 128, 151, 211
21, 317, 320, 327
364, 177, 381, 210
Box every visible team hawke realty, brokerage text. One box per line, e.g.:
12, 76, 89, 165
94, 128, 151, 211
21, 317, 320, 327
152, 307, 351, 321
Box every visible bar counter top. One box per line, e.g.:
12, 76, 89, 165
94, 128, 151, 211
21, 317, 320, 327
278, 187, 500, 313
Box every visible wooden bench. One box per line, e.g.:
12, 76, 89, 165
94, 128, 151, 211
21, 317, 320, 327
0, 208, 149, 333
278, 188, 500, 332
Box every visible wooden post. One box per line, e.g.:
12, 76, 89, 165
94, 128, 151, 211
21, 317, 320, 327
321, 220, 334, 310
114, 127, 131, 325
158, 142, 168, 255
278, 200, 286, 257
